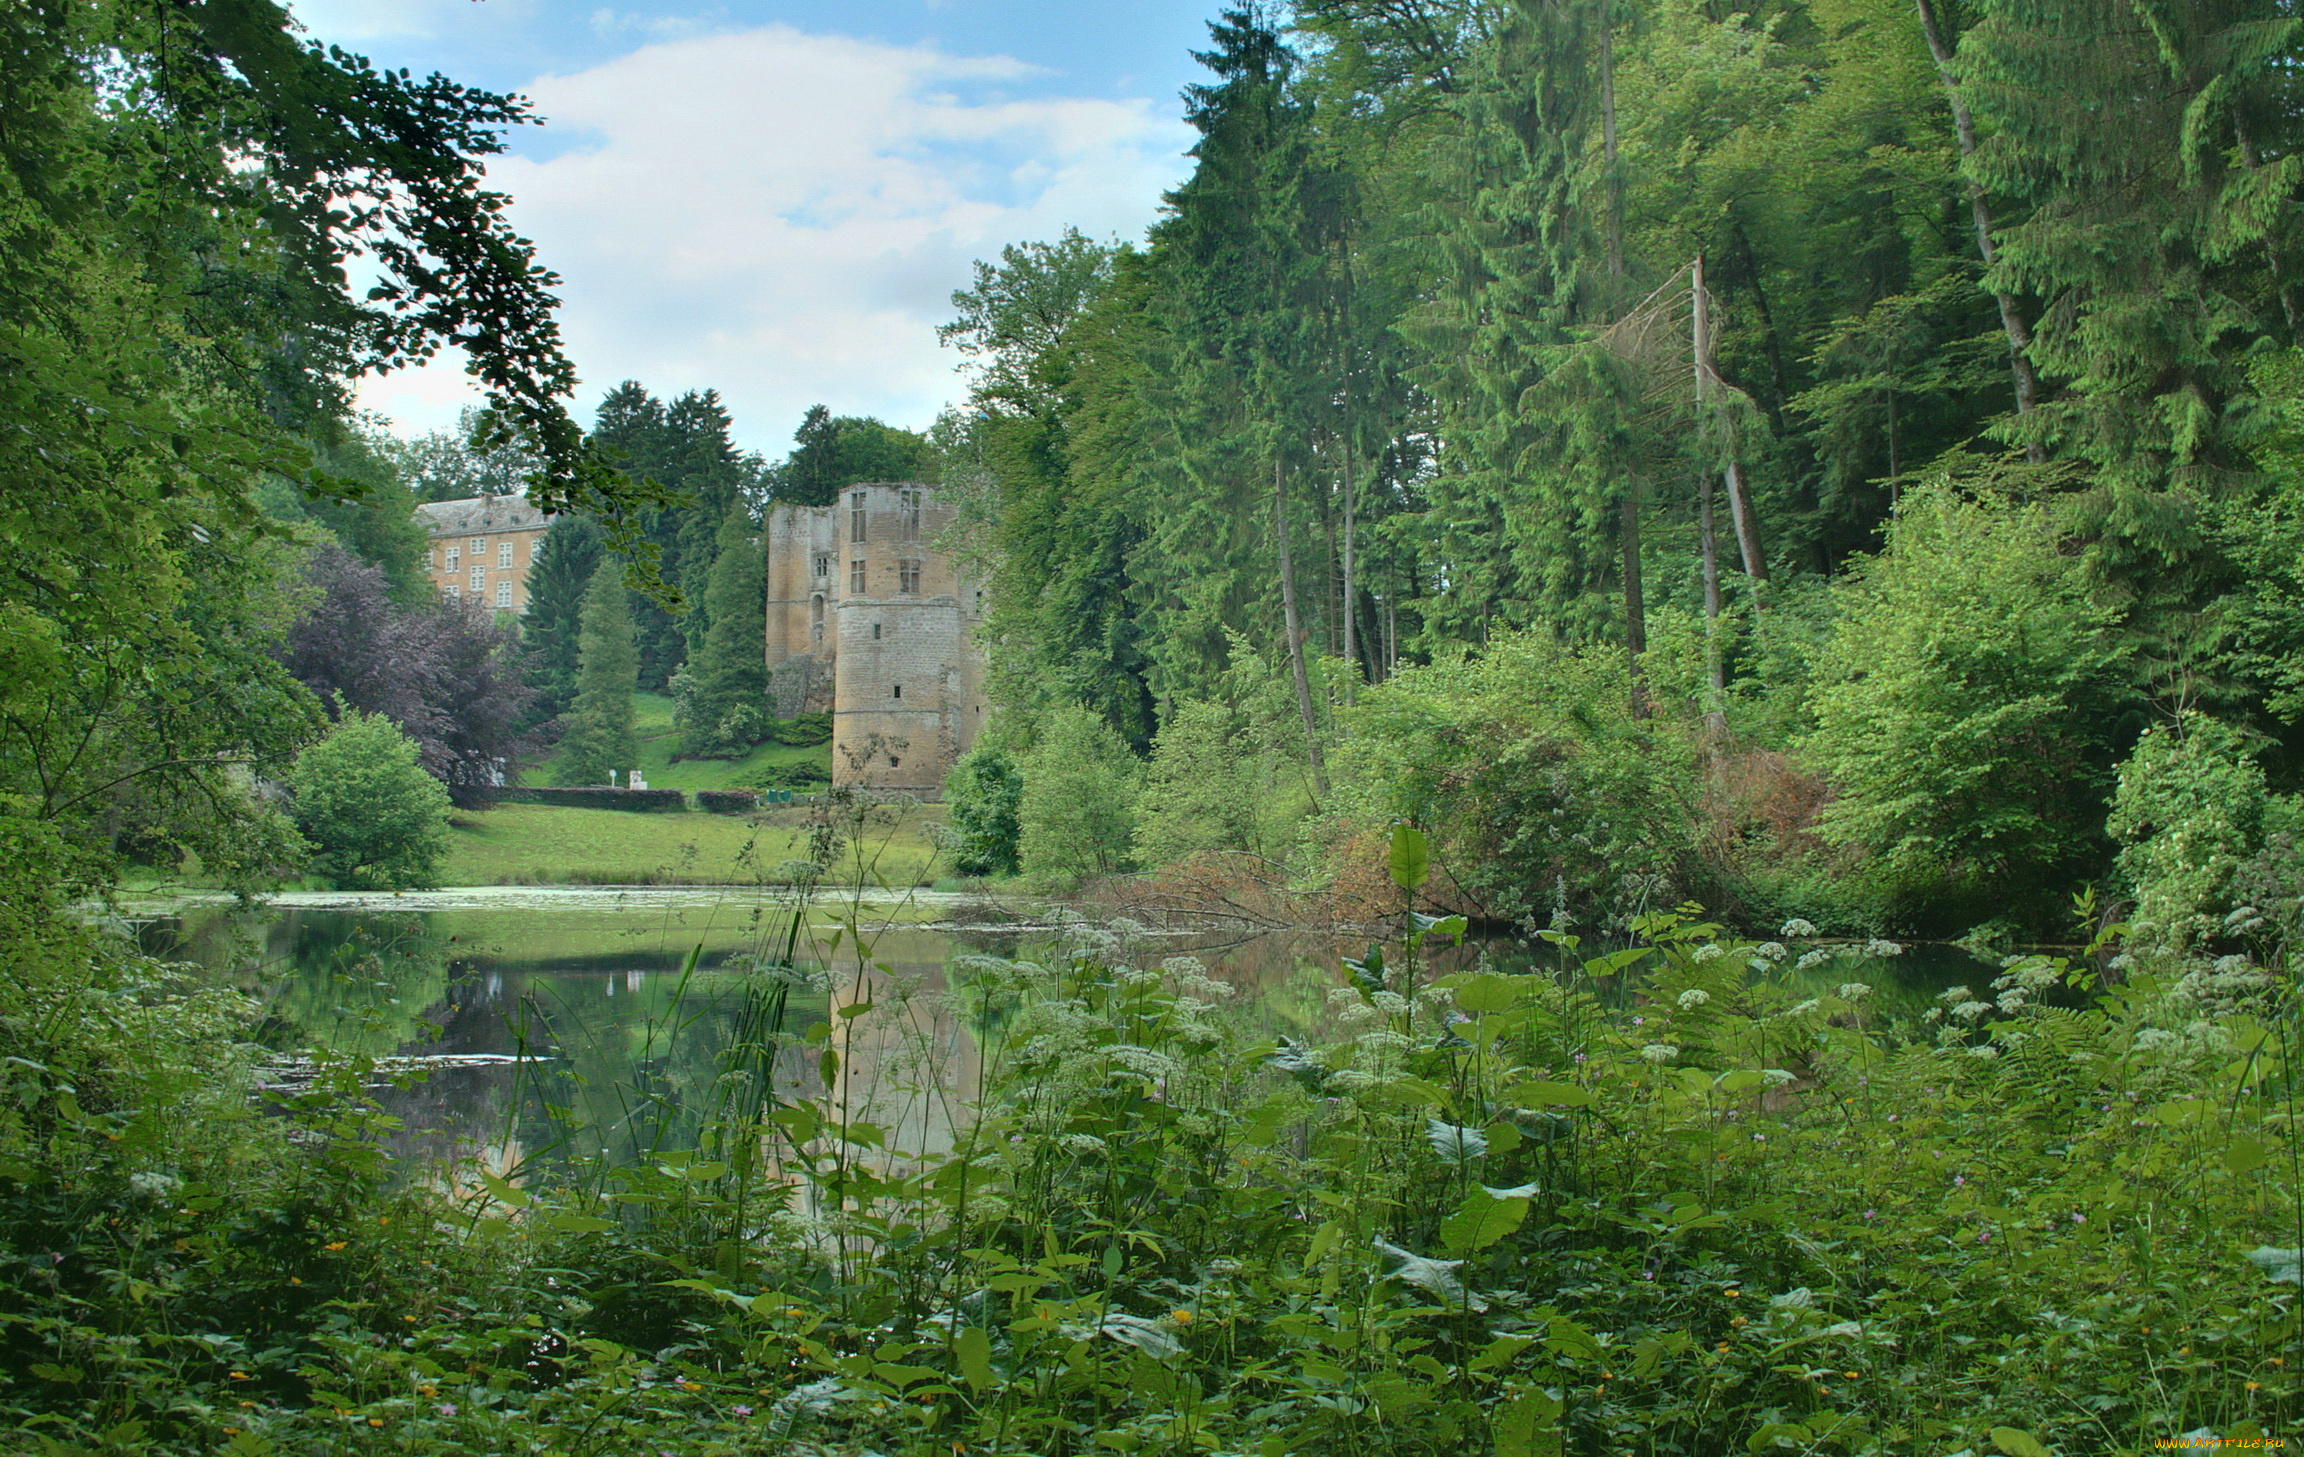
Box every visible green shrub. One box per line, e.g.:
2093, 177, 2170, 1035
1800, 484, 2130, 918
487, 786, 687, 813
2109, 710, 2268, 958
1337, 631, 1702, 927
768, 712, 833, 747
1017, 704, 1139, 886
1134, 697, 1296, 866
289, 712, 451, 889
943, 742, 1024, 875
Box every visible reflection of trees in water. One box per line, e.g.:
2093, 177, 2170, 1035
152, 906, 455, 1055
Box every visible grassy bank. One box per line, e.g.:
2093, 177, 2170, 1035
524, 692, 832, 793
441, 800, 944, 886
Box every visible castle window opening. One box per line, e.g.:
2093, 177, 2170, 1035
850, 491, 867, 543
495, 582, 513, 608
888, 756, 900, 768
872, 622, 882, 640
813, 553, 830, 580
899, 489, 921, 536
849, 559, 866, 593
469, 537, 485, 557
498, 541, 514, 567
899, 558, 921, 595
973, 588, 983, 614
445, 546, 459, 571
892, 683, 901, 699
469, 565, 486, 592
445, 583, 460, 600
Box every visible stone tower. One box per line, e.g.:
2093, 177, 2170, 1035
763, 483, 989, 796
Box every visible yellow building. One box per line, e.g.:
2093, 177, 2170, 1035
764, 482, 989, 796
415, 496, 550, 612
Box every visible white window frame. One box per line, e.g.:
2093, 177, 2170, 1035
495, 581, 514, 608
850, 491, 867, 544
469, 564, 486, 592
498, 541, 514, 568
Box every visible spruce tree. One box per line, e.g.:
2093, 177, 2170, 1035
1961, 0, 2302, 549
521, 515, 603, 726
555, 562, 640, 786
680, 500, 769, 758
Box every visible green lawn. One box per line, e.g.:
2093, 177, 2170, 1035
524, 692, 831, 792
441, 801, 945, 887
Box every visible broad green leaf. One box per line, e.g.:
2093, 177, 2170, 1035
1492, 1384, 1563, 1457
1452, 972, 1523, 1015
1440, 1186, 1531, 1253
954, 1325, 994, 1391
1990, 1427, 2050, 1457
1388, 822, 1430, 891
541, 1212, 616, 1235
1509, 1080, 1596, 1109
478, 1171, 531, 1209
1544, 1316, 1601, 1361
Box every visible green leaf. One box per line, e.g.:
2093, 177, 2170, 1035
1990, 1427, 2051, 1457
541, 1212, 616, 1235
477, 1172, 531, 1209
1544, 1317, 1601, 1362
1440, 1186, 1531, 1253
1452, 972, 1523, 1014
1509, 1080, 1596, 1109
1388, 822, 1430, 891
955, 1326, 995, 1391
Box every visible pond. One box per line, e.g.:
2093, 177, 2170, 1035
126, 887, 2001, 1177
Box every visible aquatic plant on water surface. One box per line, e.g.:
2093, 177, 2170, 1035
2, 829, 2298, 1455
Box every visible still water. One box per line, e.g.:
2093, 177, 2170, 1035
129, 887, 1998, 1172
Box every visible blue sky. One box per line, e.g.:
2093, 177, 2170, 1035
293, 0, 1220, 454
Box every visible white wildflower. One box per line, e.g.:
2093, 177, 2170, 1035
1796, 950, 1832, 971
1328, 985, 1368, 1008
1676, 988, 1711, 1011
1864, 938, 1905, 958
1109, 1045, 1180, 1080
1755, 942, 1789, 962
1061, 1133, 1108, 1155
1762, 1069, 1796, 1087
2214, 954, 2251, 975
1357, 1029, 1413, 1054
1779, 918, 1819, 939
1950, 1001, 1992, 1023
127, 1171, 180, 1200
1326, 1069, 1381, 1093
1835, 983, 1873, 1001
1966, 1044, 1999, 1059
1996, 989, 2028, 1014
1693, 944, 1725, 963
1370, 990, 1412, 1016
1640, 1043, 1680, 1064
1784, 999, 1822, 1018
2133, 1028, 2181, 1052
1335, 1000, 1380, 1028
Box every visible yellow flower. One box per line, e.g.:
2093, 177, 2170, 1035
1730, 1316, 1747, 1329
1724, 1288, 1740, 1298
2247, 1381, 2262, 1392
229, 1371, 250, 1381
1170, 1309, 1196, 1325
323, 1241, 348, 1252
679, 1380, 702, 1392
290, 1277, 303, 1286
368, 1418, 384, 1427
1715, 1343, 1729, 1353
1843, 1370, 1858, 1379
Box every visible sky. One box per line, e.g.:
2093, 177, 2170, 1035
291, 0, 1218, 456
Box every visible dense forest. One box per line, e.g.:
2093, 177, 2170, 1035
937, 0, 2304, 946
4, 1, 2303, 1453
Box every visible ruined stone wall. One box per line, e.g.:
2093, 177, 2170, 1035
763, 483, 988, 797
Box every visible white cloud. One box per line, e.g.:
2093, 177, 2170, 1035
356, 24, 1191, 449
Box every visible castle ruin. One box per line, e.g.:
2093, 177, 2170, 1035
763, 482, 989, 796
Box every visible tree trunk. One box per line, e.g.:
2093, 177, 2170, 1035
1694, 254, 1769, 586
1275, 459, 1329, 797
1699, 467, 1726, 744
1915, 0, 2045, 456
1621, 489, 1647, 716
1341, 441, 1358, 702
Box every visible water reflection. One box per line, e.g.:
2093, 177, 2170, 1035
135, 891, 2000, 1176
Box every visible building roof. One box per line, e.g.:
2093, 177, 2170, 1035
414, 495, 549, 537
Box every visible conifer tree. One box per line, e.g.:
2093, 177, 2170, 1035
679, 500, 769, 758
555, 562, 640, 786
521, 516, 603, 727
1960, 0, 2302, 555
